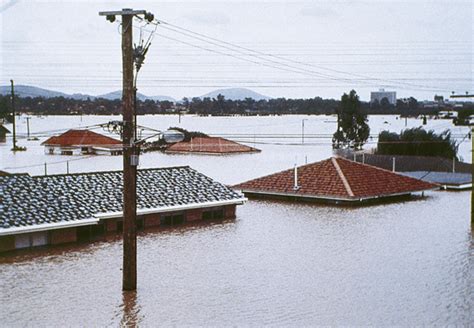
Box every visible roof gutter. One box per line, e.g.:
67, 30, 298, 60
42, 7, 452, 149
0, 218, 99, 237
94, 198, 247, 220
240, 187, 439, 202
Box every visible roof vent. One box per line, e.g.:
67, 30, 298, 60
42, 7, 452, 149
293, 164, 300, 191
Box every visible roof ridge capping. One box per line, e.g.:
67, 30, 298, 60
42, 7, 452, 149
333, 156, 440, 189
331, 157, 355, 197
30, 165, 192, 178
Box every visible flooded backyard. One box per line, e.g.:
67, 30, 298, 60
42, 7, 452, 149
0, 115, 472, 325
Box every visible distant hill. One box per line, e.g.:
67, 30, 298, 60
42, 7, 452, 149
97, 90, 175, 102
0, 85, 89, 99
0, 85, 176, 102
200, 88, 271, 101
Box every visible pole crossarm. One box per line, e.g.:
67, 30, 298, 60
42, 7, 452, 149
99, 9, 146, 16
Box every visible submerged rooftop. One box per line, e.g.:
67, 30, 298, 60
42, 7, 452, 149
0, 167, 245, 235
233, 157, 438, 204
166, 137, 260, 154
42, 129, 122, 148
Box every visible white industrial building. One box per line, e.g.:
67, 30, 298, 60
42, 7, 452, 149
370, 89, 397, 105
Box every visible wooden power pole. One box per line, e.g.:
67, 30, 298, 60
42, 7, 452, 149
99, 8, 148, 291
10, 80, 17, 150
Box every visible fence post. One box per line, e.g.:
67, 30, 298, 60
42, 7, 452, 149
392, 157, 396, 172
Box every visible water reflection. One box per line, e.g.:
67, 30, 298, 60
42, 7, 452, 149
119, 291, 142, 327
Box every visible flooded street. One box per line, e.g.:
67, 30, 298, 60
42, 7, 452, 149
0, 115, 472, 325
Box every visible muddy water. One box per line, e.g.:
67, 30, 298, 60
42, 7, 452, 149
0, 115, 472, 325
0, 191, 472, 326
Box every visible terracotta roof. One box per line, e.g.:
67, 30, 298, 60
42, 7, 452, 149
42, 129, 122, 148
233, 157, 438, 202
166, 137, 260, 154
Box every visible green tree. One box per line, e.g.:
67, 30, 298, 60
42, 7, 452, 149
332, 90, 369, 149
377, 127, 457, 159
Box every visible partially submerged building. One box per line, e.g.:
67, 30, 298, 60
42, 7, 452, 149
166, 137, 260, 155
0, 125, 10, 143
234, 157, 438, 205
42, 129, 123, 155
0, 167, 246, 252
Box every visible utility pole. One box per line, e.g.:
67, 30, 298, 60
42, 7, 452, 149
10, 80, 17, 150
26, 117, 31, 139
99, 8, 153, 291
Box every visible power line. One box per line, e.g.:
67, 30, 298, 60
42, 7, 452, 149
155, 20, 455, 92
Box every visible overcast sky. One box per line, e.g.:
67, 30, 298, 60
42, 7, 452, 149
1, 0, 472, 101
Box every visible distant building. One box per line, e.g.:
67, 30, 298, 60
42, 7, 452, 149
42, 129, 122, 155
0, 167, 246, 252
166, 137, 260, 155
370, 89, 397, 105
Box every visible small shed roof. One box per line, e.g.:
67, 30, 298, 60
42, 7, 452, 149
234, 157, 438, 203
401, 171, 472, 190
0, 167, 246, 236
166, 137, 260, 154
42, 129, 122, 148
0, 125, 11, 134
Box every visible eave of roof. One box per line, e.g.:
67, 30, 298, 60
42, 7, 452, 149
95, 198, 247, 219
0, 218, 99, 236
240, 187, 438, 202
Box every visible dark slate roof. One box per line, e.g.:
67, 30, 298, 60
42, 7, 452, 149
0, 166, 244, 231
400, 171, 472, 187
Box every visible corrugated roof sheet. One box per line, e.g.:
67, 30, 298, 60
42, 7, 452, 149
401, 171, 472, 186
0, 167, 244, 231
166, 137, 260, 154
42, 129, 122, 148
233, 157, 438, 202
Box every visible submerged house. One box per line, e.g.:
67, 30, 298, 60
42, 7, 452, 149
0, 125, 10, 143
166, 137, 260, 155
0, 167, 246, 252
42, 129, 123, 155
234, 157, 438, 205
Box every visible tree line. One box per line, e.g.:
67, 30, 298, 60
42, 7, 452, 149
0, 93, 472, 121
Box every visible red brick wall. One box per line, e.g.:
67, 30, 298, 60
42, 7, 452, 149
144, 213, 161, 228
50, 228, 77, 245
186, 208, 202, 222
0, 236, 15, 253
224, 205, 236, 219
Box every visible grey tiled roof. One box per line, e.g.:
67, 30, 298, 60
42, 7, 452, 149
400, 171, 472, 186
0, 167, 244, 230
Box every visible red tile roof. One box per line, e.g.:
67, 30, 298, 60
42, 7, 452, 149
166, 137, 260, 154
42, 129, 122, 148
234, 157, 438, 202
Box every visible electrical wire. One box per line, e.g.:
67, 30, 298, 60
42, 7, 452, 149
155, 20, 458, 92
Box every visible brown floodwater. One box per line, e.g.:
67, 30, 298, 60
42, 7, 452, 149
0, 191, 472, 326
